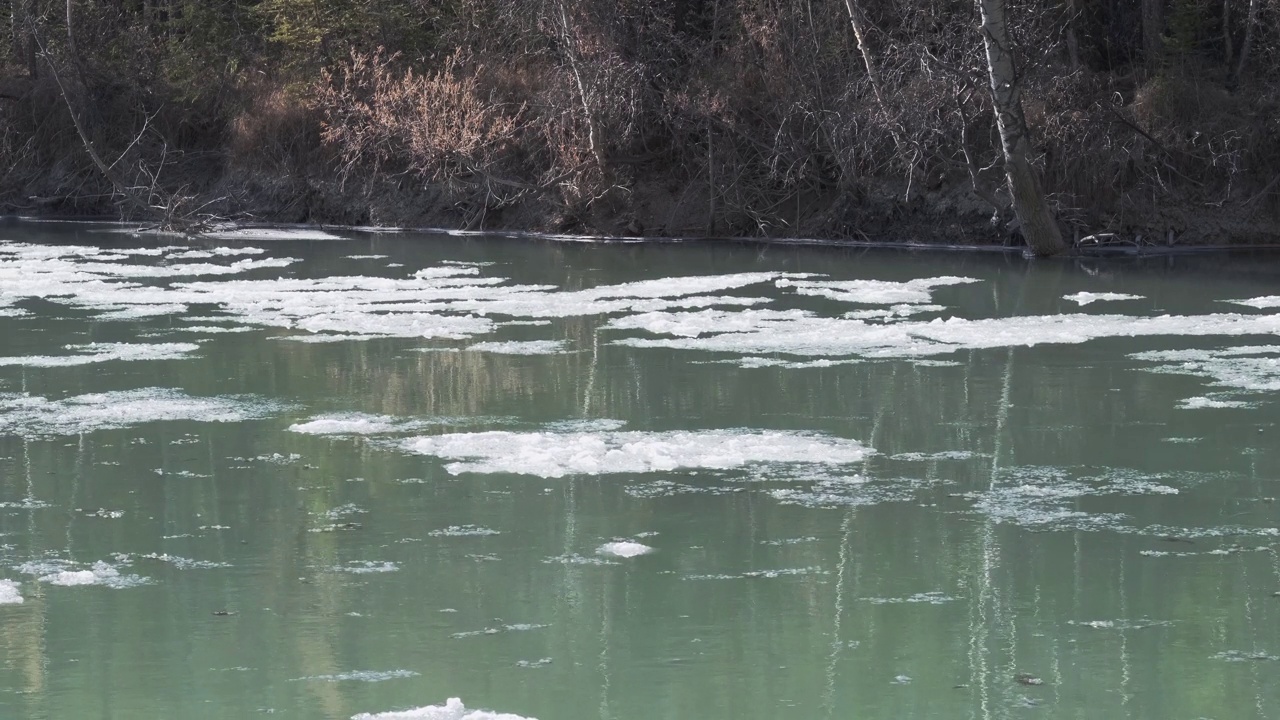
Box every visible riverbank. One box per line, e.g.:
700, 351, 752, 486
4, 1, 1280, 251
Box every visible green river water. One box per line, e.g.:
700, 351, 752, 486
0, 221, 1278, 719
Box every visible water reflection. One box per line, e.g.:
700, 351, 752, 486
0, 223, 1278, 718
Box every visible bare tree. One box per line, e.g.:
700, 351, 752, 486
1142, 0, 1164, 66
976, 0, 1066, 255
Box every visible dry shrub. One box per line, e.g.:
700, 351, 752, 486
313, 49, 521, 187
229, 82, 322, 171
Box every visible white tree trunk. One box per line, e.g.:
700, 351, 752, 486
977, 0, 1066, 255
841, 0, 883, 103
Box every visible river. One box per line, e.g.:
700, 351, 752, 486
0, 221, 1278, 719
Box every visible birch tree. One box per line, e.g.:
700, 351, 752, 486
976, 0, 1066, 256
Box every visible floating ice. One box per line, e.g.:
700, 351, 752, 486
401, 428, 871, 478
967, 466, 1182, 532
18, 559, 150, 588
1227, 296, 1280, 309
543, 554, 620, 566
889, 450, 986, 461
203, 227, 344, 241
467, 340, 569, 355
330, 561, 398, 574
451, 623, 549, 638
0, 579, 22, 605
351, 697, 536, 720
137, 553, 231, 569
597, 541, 654, 558
428, 526, 500, 537
0, 342, 199, 367
862, 592, 958, 605
1133, 346, 1280, 409
0, 388, 283, 437
289, 413, 433, 436
294, 670, 419, 682
1211, 650, 1280, 662
776, 276, 980, 305
611, 310, 1280, 360
1064, 292, 1145, 306
1179, 396, 1256, 409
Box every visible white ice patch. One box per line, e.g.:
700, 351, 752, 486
203, 227, 345, 241
467, 340, 569, 355
597, 541, 654, 558
289, 413, 434, 436
889, 450, 986, 461
0, 388, 280, 437
451, 623, 549, 639
428, 526, 500, 537
0, 342, 199, 367
401, 429, 871, 478
352, 697, 536, 720
1227, 296, 1280, 309
18, 559, 149, 588
0, 579, 22, 604
331, 561, 398, 574
612, 310, 1280, 360
1133, 346, 1280, 409
965, 466, 1180, 532
1064, 292, 1145, 306
776, 276, 980, 305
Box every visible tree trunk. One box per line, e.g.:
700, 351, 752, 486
1142, 0, 1164, 66
1230, 0, 1259, 85
1064, 0, 1081, 72
11, 0, 37, 77
1222, 0, 1234, 68
841, 0, 883, 103
977, 0, 1067, 256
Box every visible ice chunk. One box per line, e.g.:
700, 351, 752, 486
401, 428, 871, 478
352, 697, 536, 720
18, 559, 150, 588
776, 276, 980, 305
1063, 292, 1145, 306
289, 413, 430, 436
0, 388, 282, 437
0, 342, 199, 367
597, 541, 654, 558
0, 579, 22, 604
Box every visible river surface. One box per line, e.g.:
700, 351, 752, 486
1, 221, 1278, 719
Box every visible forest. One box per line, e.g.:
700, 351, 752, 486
2, 0, 1279, 252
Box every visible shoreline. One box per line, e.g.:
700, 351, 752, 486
6, 214, 1280, 258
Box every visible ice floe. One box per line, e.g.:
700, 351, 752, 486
611, 310, 1280, 361
202, 227, 345, 241
17, 559, 150, 588
1132, 346, 1280, 408
351, 697, 536, 720
0, 579, 22, 604
0, 388, 283, 437
775, 276, 980, 305
451, 623, 549, 638
961, 466, 1184, 532
597, 541, 654, 558
399, 429, 871, 478
0, 342, 199, 367
1063, 292, 1145, 306
330, 561, 399, 574
428, 525, 500, 537
289, 413, 434, 436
